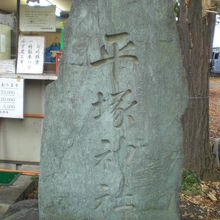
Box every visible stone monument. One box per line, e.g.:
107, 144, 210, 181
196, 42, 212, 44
39, 0, 188, 219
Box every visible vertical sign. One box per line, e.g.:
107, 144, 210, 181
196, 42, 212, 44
17, 36, 45, 74
0, 78, 24, 118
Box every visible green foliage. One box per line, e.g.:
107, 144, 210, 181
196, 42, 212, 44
181, 169, 202, 195
31, 175, 39, 187
174, 0, 180, 19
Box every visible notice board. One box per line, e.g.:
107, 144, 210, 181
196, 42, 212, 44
20, 5, 56, 32
17, 36, 45, 74
0, 78, 24, 118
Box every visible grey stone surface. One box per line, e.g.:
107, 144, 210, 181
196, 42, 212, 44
3, 200, 38, 218
3, 208, 39, 220
0, 176, 32, 217
39, 0, 188, 219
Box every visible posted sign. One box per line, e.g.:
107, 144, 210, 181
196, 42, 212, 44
17, 36, 45, 74
20, 5, 56, 32
0, 78, 24, 118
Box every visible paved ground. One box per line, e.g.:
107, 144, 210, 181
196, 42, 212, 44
0, 165, 39, 219
0, 175, 33, 218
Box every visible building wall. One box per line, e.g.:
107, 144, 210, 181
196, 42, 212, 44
0, 80, 45, 163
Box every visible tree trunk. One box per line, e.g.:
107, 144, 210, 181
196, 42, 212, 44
177, 0, 215, 177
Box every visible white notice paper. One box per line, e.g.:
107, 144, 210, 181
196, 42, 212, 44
0, 13, 15, 29
0, 59, 16, 74
17, 36, 45, 74
20, 5, 56, 32
0, 78, 24, 118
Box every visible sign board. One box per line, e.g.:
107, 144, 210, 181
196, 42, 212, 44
0, 13, 15, 29
17, 36, 45, 74
0, 59, 15, 74
20, 5, 56, 32
0, 78, 24, 118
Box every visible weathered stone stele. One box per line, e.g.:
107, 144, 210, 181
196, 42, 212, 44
39, 0, 188, 219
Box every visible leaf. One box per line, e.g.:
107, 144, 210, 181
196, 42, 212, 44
207, 192, 217, 202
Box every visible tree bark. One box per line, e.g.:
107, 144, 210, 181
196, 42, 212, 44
177, 0, 215, 177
